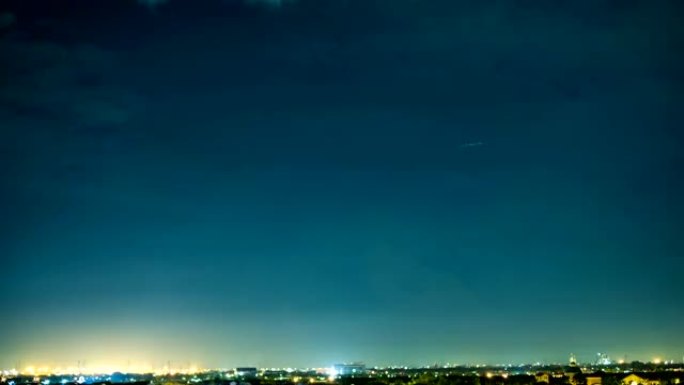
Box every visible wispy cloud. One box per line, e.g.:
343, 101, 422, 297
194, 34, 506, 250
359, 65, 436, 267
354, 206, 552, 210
136, 0, 168, 7
0, 39, 137, 126
136, 0, 294, 7
459, 142, 484, 149
0, 11, 16, 29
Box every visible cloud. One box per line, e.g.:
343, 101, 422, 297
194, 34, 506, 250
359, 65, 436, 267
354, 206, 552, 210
245, 0, 294, 7
0, 12, 16, 29
0, 39, 138, 126
136, 0, 167, 7
136, 0, 294, 7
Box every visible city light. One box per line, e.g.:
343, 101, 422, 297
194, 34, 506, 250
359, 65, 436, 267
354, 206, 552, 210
0, 4, 680, 385
1, 356, 682, 385
327, 367, 338, 382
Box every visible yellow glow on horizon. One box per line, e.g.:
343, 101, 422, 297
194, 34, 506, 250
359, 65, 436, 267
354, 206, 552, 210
10, 363, 199, 376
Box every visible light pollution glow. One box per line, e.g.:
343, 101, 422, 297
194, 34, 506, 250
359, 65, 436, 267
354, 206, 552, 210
6, 364, 201, 376
3, 357, 674, 376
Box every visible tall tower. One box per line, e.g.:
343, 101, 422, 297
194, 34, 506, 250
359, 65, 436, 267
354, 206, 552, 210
569, 353, 577, 366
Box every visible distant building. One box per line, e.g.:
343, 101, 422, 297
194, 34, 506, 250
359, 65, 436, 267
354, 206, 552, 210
333, 364, 366, 376
622, 374, 661, 385
535, 373, 550, 383
595, 353, 612, 366
110, 372, 127, 383
565, 356, 582, 385
586, 373, 603, 385
235, 368, 258, 378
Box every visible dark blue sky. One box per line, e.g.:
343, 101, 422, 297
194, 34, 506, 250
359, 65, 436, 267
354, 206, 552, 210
1, 0, 683, 369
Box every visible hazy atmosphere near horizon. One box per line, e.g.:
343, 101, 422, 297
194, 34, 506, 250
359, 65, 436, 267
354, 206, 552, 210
1, 0, 683, 370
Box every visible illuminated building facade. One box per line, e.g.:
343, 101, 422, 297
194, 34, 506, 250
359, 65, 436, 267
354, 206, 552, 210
333, 364, 366, 376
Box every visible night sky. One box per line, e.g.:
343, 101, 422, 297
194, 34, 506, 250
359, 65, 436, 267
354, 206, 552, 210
1, 0, 683, 370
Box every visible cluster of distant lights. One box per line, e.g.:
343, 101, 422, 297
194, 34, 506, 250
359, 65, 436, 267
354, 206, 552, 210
1, 358, 678, 378
0, 367, 337, 379
0, 366, 203, 378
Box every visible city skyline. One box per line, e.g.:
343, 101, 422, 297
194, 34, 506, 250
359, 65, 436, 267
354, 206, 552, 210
1, 0, 683, 371
1, 348, 681, 372
2, 355, 681, 375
